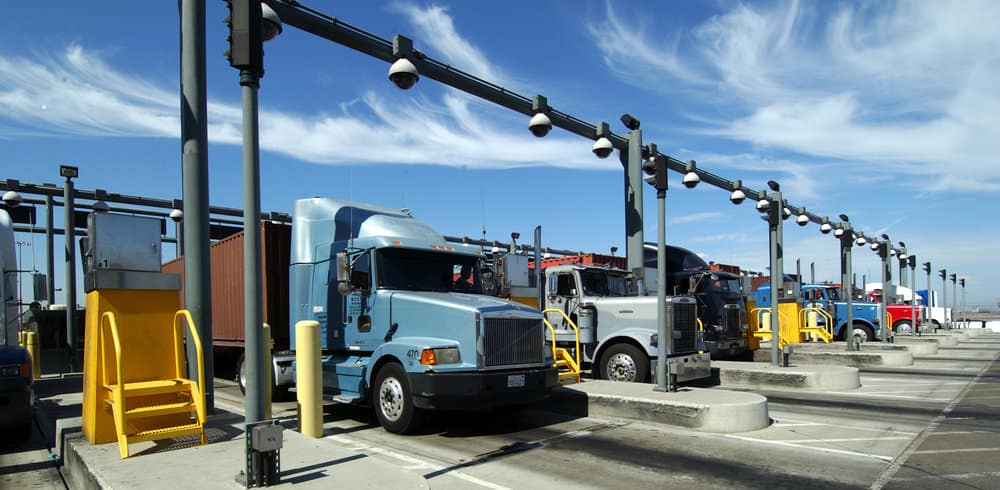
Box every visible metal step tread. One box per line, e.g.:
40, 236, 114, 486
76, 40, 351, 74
104, 378, 196, 397
124, 401, 196, 418
128, 423, 203, 442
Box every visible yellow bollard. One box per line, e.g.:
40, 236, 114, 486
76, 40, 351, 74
26, 332, 40, 380
295, 320, 322, 438
19, 331, 27, 347
263, 324, 272, 421
761, 311, 771, 332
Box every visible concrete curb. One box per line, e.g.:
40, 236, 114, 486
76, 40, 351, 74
547, 381, 769, 433
712, 360, 860, 391
885, 337, 939, 355
896, 334, 957, 346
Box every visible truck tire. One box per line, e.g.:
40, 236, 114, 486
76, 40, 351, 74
237, 353, 289, 400
598, 343, 648, 383
849, 323, 875, 343
893, 321, 913, 335
373, 362, 423, 434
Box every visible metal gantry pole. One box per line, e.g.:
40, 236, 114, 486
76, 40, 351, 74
241, 68, 266, 424
62, 175, 76, 368
767, 191, 783, 366
651, 156, 673, 392
840, 223, 855, 351
951, 274, 958, 328
960, 279, 966, 327
879, 244, 891, 342
45, 195, 55, 307
940, 269, 948, 329
534, 226, 543, 310
622, 129, 644, 295
909, 257, 916, 335
180, 0, 214, 412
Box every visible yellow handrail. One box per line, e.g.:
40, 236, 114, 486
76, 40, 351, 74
173, 309, 206, 424
799, 307, 834, 342
541, 309, 581, 382
886, 311, 894, 332
695, 318, 705, 354
100, 312, 126, 441
750, 307, 789, 347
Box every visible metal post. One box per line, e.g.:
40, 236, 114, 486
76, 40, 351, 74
63, 175, 76, 368
241, 68, 266, 424
880, 243, 891, 342
840, 225, 855, 351
796, 259, 801, 284
768, 190, 783, 366
910, 259, 916, 335
925, 265, 931, 330
45, 195, 55, 307
951, 275, 957, 328
622, 130, 644, 295
961, 280, 966, 327
181, 0, 214, 412
534, 226, 543, 310
941, 270, 948, 329
653, 156, 672, 391
810, 262, 815, 285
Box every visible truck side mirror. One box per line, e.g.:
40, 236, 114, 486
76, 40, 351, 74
336, 251, 352, 295
546, 274, 557, 298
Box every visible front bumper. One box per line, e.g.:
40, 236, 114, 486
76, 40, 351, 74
705, 338, 748, 358
651, 353, 711, 383
409, 366, 558, 410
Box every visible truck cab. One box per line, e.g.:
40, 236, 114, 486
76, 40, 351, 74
799, 284, 883, 342
539, 264, 709, 384
289, 199, 557, 433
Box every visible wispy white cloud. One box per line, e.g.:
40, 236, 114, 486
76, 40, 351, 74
0, 44, 611, 171
670, 211, 726, 225
589, 0, 1000, 192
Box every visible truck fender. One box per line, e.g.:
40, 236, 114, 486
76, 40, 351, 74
593, 329, 656, 363
366, 336, 460, 385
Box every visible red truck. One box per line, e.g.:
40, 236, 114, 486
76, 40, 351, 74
867, 291, 922, 334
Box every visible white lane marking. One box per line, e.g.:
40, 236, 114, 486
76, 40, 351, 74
723, 434, 894, 462
859, 390, 964, 395
831, 392, 952, 402
912, 447, 1000, 454
782, 437, 912, 443
771, 418, 918, 435
860, 379, 969, 386
891, 471, 1000, 482
868, 352, 1000, 490
931, 431, 1000, 435
327, 434, 511, 490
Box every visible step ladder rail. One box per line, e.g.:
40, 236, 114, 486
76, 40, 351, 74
541, 308, 581, 383
100, 312, 129, 459
173, 309, 207, 428
799, 307, 835, 343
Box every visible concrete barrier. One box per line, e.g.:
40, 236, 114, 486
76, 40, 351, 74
712, 361, 860, 391
887, 337, 939, 355
547, 380, 769, 433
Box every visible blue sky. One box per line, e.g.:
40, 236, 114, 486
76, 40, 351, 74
1, 1, 997, 308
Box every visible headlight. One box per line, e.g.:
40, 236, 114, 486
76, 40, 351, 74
420, 347, 460, 365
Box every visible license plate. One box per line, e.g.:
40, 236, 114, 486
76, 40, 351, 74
507, 374, 525, 388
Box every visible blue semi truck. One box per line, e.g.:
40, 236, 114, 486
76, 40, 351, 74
0, 209, 34, 440
288, 198, 557, 433
754, 283, 884, 342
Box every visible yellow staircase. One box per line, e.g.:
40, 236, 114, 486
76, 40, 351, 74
542, 309, 581, 384
799, 307, 834, 343
751, 307, 792, 348
100, 310, 207, 459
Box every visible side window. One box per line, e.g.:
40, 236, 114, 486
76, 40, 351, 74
351, 250, 371, 289
556, 274, 576, 296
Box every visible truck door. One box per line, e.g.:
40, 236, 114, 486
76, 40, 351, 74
545, 272, 579, 329
343, 249, 378, 351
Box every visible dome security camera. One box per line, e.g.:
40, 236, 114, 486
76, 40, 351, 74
856, 237, 867, 246
756, 199, 770, 211
169, 209, 184, 223
820, 223, 833, 234
388, 58, 419, 90
528, 112, 552, 138
592, 137, 613, 158
834, 227, 845, 237
797, 214, 809, 226
729, 189, 746, 205
782, 207, 792, 220
871, 243, 880, 251
682, 171, 700, 189
2, 190, 21, 207
261, 3, 283, 41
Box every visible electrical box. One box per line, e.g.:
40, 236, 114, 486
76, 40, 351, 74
502, 254, 532, 288
251, 424, 284, 452
86, 213, 161, 272
777, 282, 801, 301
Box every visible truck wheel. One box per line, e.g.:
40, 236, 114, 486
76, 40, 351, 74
893, 321, 913, 335
373, 362, 423, 434
237, 353, 287, 399
850, 324, 875, 343
598, 343, 648, 383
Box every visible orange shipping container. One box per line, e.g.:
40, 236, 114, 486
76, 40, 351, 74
161, 221, 292, 350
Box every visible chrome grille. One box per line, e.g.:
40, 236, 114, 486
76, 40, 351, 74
672, 301, 698, 353
482, 318, 544, 368
725, 304, 742, 339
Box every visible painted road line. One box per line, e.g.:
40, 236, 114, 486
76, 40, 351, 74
723, 434, 894, 462
781, 437, 912, 443
770, 418, 919, 435
891, 471, 1000, 482
911, 447, 1000, 454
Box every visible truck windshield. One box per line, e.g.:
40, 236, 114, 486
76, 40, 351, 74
377, 248, 484, 294
825, 288, 842, 301
703, 278, 741, 294
579, 269, 629, 297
